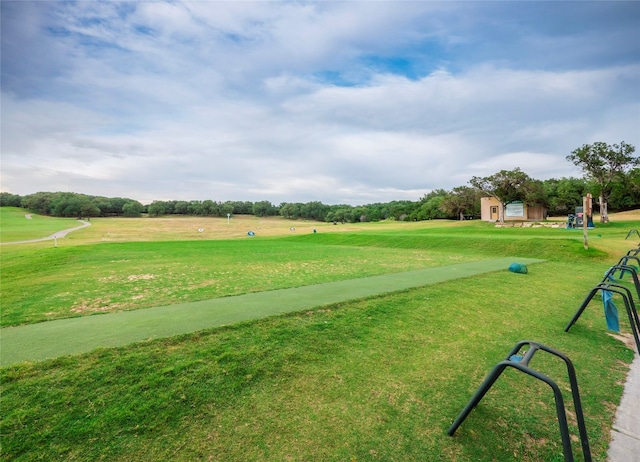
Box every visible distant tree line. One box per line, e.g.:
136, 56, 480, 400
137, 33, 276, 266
2, 142, 638, 222
2, 171, 638, 223
0, 192, 147, 218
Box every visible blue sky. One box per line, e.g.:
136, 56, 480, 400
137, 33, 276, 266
2, 1, 639, 205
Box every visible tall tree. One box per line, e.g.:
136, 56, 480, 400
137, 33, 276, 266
202, 200, 219, 216
21, 192, 54, 215
0, 192, 22, 207
412, 190, 449, 221
302, 201, 330, 221
609, 168, 640, 211
122, 201, 144, 217
440, 186, 482, 220
147, 201, 168, 217
566, 141, 638, 222
543, 178, 587, 216
469, 168, 535, 223
252, 200, 276, 217
174, 201, 189, 215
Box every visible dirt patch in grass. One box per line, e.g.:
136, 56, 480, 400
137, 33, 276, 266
127, 274, 156, 281
70, 302, 123, 314
608, 332, 637, 350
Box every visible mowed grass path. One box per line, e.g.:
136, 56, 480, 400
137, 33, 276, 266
1, 211, 639, 461
1, 257, 543, 366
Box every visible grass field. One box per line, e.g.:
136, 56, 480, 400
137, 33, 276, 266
1, 207, 639, 461
0, 207, 82, 242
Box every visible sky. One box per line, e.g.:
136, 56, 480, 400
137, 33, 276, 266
1, 1, 639, 206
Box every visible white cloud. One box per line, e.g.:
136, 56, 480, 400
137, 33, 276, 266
1, 1, 638, 205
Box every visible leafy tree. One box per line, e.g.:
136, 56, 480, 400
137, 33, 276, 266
220, 202, 234, 217
122, 201, 144, 217
353, 206, 371, 222
439, 186, 482, 220
225, 201, 253, 214
21, 192, 54, 215
174, 201, 189, 215
609, 168, 640, 211
279, 202, 302, 219
410, 190, 449, 220
187, 200, 205, 216
301, 201, 330, 221
18, 192, 145, 217
522, 179, 547, 208
47, 193, 100, 217
566, 141, 638, 222
278, 202, 290, 219
148, 201, 169, 217
79, 202, 101, 217
252, 200, 277, 217
91, 197, 114, 216
543, 178, 587, 216
469, 168, 536, 223
324, 211, 335, 223
365, 206, 381, 222
0, 192, 22, 207
91, 197, 129, 216
383, 201, 416, 221
202, 200, 219, 216
420, 196, 447, 220
325, 206, 355, 223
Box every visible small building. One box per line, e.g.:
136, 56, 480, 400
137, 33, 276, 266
480, 197, 547, 222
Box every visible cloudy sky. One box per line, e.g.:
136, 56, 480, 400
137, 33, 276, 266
2, 1, 639, 205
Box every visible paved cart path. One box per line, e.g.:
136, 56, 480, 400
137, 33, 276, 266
1, 257, 543, 366
1, 219, 91, 245
608, 348, 640, 462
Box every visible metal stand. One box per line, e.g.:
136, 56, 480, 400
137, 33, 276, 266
564, 280, 640, 354
626, 247, 640, 257
448, 341, 591, 462
565, 259, 640, 352
625, 229, 640, 240
606, 261, 640, 300
617, 255, 640, 267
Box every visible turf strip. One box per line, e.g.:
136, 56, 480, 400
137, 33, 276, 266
1, 257, 543, 366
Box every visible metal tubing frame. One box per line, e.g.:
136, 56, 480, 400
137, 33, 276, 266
448, 341, 591, 462
626, 247, 640, 256
605, 262, 640, 301
564, 283, 640, 353
625, 229, 640, 240
616, 255, 640, 269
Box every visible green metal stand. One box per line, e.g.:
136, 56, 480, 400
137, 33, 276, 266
448, 341, 591, 462
565, 257, 640, 353
625, 229, 640, 240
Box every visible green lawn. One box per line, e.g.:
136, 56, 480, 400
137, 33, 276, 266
1, 212, 638, 461
0, 207, 81, 242
1, 257, 544, 366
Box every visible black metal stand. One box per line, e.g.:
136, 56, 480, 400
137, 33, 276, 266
625, 229, 640, 240
605, 261, 640, 300
448, 341, 591, 462
564, 281, 640, 353
617, 254, 640, 267
566, 258, 640, 350
626, 247, 640, 257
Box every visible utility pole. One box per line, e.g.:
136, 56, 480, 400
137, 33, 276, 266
583, 193, 592, 250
